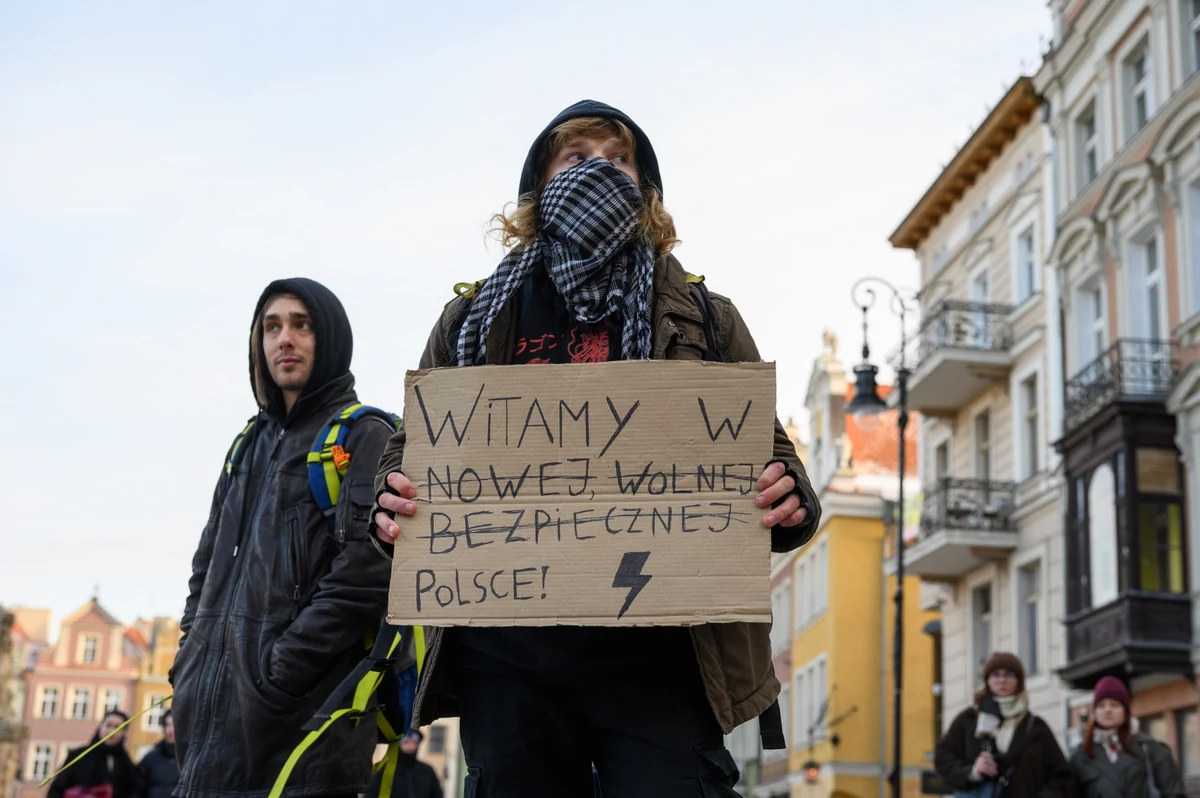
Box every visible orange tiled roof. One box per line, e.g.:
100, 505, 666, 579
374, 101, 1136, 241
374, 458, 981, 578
843, 384, 918, 477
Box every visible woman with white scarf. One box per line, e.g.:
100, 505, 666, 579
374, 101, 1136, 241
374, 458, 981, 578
935, 652, 1074, 797
1069, 676, 1185, 798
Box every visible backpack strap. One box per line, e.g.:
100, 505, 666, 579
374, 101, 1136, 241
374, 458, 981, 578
306, 404, 402, 529
758, 699, 786, 749
223, 418, 259, 491
685, 274, 730, 363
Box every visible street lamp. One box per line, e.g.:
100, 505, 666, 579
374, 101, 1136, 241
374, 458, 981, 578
848, 277, 914, 798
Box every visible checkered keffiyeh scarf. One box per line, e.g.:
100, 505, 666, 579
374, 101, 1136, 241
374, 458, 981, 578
455, 157, 655, 366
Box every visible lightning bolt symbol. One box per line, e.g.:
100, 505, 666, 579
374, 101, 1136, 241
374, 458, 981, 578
612, 551, 653, 620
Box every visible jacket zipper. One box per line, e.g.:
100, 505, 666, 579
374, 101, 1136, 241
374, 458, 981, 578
183, 425, 287, 794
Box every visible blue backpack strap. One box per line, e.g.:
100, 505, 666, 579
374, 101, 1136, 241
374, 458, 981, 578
306, 404, 402, 529
224, 418, 258, 491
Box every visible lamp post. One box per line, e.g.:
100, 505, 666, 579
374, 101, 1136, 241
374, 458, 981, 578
846, 278, 913, 798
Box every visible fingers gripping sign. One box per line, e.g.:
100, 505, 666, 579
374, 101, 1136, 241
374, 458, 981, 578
375, 472, 419, 542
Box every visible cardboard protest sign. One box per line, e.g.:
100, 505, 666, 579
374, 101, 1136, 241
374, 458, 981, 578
386, 360, 776, 627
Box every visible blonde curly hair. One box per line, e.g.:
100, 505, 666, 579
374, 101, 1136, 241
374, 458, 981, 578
490, 116, 679, 256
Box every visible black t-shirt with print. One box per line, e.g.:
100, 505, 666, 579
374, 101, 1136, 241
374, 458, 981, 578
451, 266, 692, 685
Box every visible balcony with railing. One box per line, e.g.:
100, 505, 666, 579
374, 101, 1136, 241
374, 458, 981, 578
1063, 339, 1180, 433
1060, 593, 1193, 689
899, 301, 1014, 415
901, 478, 1019, 579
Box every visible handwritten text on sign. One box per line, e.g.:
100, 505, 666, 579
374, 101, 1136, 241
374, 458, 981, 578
386, 360, 776, 626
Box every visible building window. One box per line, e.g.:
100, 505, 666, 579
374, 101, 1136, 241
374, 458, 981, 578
1126, 41, 1154, 139
934, 441, 949, 481
1180, 707, 1200, 777
82, 635, 98, 665
1021, 375, 1040, 480
974, 411, 992, 481
807, 554, 817, 623
1077, 282, 1106, 364
815, 658, 827, 740
1188, 179, 1200, 316
972, 583, 993, 669
778, 684, 791, 758
796, 562, 806, 632
71, 688, 92, 720
805, 663, 816, 744
39, 687, 59, 719
771, 580, 792, 653
1017, 561, 1042, 676
428, 724, 447, 754
794, 671, 805, 747
144, 696, 167, 731
1138, 503, 1186, 593
932, 245, 949, 276
1129, 234, 1165, 340
1089, 464, 1121, 607
1015, 225, 1037, 303
816, 539, 828, 616
1077, 103, 1099, 189
103, 689, 122, 714
32, 744, 54, 782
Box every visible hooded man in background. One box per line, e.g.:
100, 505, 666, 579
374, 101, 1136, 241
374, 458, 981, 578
370, 101, 822, 797
172, 278, 395, 798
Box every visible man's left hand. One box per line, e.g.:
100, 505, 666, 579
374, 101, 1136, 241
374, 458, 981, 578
756, 462, 807, 528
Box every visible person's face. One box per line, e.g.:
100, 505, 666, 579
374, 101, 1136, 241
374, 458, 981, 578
544, 136, 639, 187
986, 669, 1020, 697
100, 714, 126, 746
400, 737, 419, 755
1093, 698, 1127, 730
262, 294, 315, 406
163, 715, 175, 745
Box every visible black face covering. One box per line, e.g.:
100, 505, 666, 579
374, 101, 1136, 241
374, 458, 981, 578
249, 277, 353, 418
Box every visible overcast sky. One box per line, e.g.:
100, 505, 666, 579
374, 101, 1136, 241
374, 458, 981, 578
0, 0, 1052, 629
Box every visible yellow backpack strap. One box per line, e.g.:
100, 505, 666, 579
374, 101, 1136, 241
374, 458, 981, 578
685, 273, 705, 284
40, 695, 172, 787
453, 280, 484, 299
268, 627, 409, 798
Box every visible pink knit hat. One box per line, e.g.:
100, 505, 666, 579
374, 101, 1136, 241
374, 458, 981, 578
1093, 676, 1131, 710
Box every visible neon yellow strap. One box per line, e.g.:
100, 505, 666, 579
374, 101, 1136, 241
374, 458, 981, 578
414, 626, 426, 673
375, 715, 400, 798
305, 403, 364, 506
453, 281, 483, 299
685, 273, 706, 284
225, 421, 256, 475
40, 694, 173, 787
268, 631, 405, 798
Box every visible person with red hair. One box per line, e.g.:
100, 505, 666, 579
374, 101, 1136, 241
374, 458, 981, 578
1069, 676, 1185, 797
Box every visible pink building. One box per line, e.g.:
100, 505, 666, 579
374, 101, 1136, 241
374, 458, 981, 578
14, 600, 144, 798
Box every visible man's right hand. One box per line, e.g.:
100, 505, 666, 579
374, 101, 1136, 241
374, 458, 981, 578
973, 751, 998, 779
374, 472, 418, 543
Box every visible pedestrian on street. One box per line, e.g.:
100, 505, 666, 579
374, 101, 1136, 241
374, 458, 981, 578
1069, 676, 1185, 797
935, 652, 1074, 797
367, 731, 442, 798
171, 279, 396, 798
48, 711, 137, 798
369, 100, 822, 798
135, 710, 178, 798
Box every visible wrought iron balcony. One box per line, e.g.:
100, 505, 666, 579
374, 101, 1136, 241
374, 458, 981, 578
915, 300, 1014, 361
895, 479, 1018, 579
899, 301, 1015, 415
1060, 593, 1193, 690
1063, 339, 1180, 432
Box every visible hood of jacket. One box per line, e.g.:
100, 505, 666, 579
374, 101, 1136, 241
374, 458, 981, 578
250, 277, 354, 421
518, 99, 663, 198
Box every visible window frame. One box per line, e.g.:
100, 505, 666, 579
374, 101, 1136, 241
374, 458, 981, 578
30, 743, 55, 783
1013, 367, 1042, 482
81, 635, 99, 665
143, 694, 168, 731
967, 575, 996, 680
1124, 37, 1155, 141
1076, 101, 1100, 192
70, 686, 92, 721
973, 409, 993, 482
1012, 222, 1039, 305
38, 684, 62, 719
102, 688, 123, 716
1011, 549, 1047, 681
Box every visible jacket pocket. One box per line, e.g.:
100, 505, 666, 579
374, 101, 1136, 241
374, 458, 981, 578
169, 636, 209, 759
696, 745, 741, 796
280, 506, 306, 603
338, 478, 377, 542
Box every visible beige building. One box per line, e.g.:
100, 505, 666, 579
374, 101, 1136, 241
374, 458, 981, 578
889, 75, 1073, 745
1036, 0, 1200, 776
127, 617, 179, 761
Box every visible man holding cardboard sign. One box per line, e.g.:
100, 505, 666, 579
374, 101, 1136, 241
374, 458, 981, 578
371, 101, 821, 797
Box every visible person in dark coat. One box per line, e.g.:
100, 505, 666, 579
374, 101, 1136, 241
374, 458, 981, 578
367, 731, 442, 798
136, 710, 178, 798
1069, 676, 1185, 798
935, 652, 1074, 797
48, 711, 137, 798
171, 279, 395, 798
